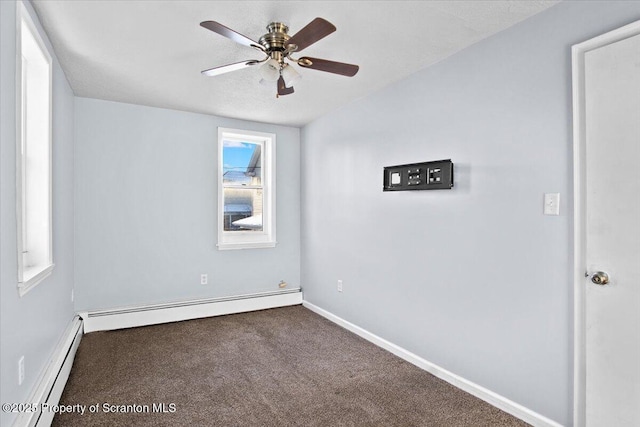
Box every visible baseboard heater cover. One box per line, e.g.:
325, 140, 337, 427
14, 316, 83, 427
82, 288, 302, 333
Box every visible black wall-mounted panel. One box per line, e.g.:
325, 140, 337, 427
383, 159, 454, 191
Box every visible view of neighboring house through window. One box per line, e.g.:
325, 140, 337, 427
217, 128, 276, 250
16, 1, 54, 296
223, 141, 263, 231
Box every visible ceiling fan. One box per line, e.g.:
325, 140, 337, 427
199, 18, 359, 97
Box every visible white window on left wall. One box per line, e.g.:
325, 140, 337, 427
16, 1, 54, 296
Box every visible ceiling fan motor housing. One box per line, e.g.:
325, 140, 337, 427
259, 22, 292, 53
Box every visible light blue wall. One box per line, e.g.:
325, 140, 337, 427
0, 1, 76, 426
300, 2, 640, 425
74, 98, 300, 311
4, 1, 638, 425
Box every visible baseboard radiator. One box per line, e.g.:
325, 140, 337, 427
81, 288, 303, 333
14, 316, 83, 427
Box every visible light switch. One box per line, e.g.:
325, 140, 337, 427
544, 193, 560, 215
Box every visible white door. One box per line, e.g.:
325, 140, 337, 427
579, 25, 640, 427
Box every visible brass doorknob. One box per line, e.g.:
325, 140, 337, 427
591, 271, 610, 285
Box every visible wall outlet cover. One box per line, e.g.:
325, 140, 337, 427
544, 193, 560, 215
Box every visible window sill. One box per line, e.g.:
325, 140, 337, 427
18, 263, 54, 297
217, 241, 277, 251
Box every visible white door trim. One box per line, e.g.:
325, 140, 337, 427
571, 19, 640, 427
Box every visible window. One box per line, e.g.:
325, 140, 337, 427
217, 128, 276, 250
16, 1, 54, 296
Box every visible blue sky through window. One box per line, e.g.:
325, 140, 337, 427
223, 140, 256, 184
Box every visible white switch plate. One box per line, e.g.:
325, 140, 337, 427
337, 280, 343, 293
544, 193, 560, 215
200, 274, 208, 285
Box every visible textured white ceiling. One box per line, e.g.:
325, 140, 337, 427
31, 1, 558, 127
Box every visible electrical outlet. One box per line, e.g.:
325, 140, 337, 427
337, 280, 343, 293
200, 274, 208, 285
18, 356, 25, 386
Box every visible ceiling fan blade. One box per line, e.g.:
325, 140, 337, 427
297, 57, 359, 77
201, 60, 259, 77
200, 21, 260, 48
277, 76, 294, 96
286, 18, 336, 52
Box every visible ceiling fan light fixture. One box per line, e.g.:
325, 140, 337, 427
282, 64, 301, 86
200, 18, 359, 97
259, 58, 280, 81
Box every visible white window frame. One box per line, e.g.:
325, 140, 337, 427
217, 128, 276, 250
15, 1, 54, 296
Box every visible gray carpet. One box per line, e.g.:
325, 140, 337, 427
53, 305, 529, 426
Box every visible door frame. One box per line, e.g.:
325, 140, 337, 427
571, 19, 640, 427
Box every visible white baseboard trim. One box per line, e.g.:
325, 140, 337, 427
14, 316, 83, 427
302, 301, 563, 427
82, 288, 303, 333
